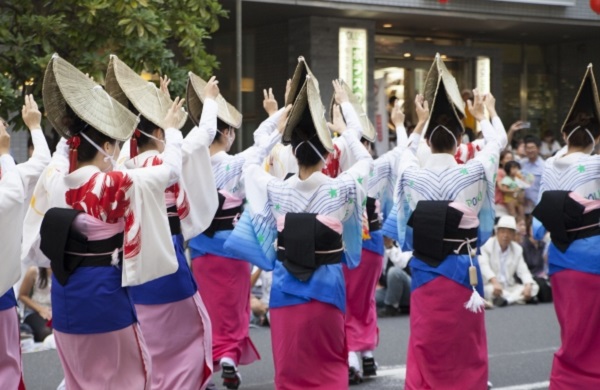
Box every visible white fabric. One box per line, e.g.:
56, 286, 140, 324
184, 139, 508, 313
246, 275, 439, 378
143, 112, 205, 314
0, 129, 50, 296
21, 129, 183, 286
479, 237, 536, 290
263, 143, 298, 179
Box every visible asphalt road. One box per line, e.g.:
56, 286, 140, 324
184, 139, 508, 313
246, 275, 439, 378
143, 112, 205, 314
23, 302, 559, 390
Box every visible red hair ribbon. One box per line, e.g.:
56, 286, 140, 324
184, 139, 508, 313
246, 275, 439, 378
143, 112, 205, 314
130, 129, 141, 158
67, 135, 80, 173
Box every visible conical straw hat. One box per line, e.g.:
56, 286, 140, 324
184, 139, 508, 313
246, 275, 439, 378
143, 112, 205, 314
283, 74, 333, 153
186, 72, 242, 128
561, 63, 600, 133
105, 55, 187, 130
424, 53, 465, 118
42, 54, 138, 141
286, 56, 318, 107
329, 79, 376, 142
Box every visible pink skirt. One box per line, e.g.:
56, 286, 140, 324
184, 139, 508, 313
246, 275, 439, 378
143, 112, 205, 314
192, 254, 260, 368
135, 292, 213, 390
0, 307, 21, 390
406, 276, 488, 390
550, 270, 600, 389
55, 324, 151, 390
343, 248, 382, 352
271, 301, 348, 390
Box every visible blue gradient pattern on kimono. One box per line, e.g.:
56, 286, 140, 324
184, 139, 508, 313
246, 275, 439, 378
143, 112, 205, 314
0, 290, 16, 311
394, 117, 506, 292
130, 234, 197, 304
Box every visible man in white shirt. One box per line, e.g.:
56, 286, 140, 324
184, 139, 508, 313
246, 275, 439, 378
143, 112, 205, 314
479, 216, 540, 306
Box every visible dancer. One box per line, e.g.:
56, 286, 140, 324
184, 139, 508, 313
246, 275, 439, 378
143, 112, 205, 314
1, 97, 51, 390
532, 64, 600, 389
395, 62, 506, 388
225, 70, 372, 389
21, 54, 186, 390
187, 72, 274, 389
106, 55, 217, 390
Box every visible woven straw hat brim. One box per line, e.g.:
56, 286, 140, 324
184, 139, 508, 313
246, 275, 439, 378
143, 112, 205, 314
424, 80, 465, 139
105, 55, 187, 130
42, 54, 138, 141
561, 64, 600, 133
424, 54, 465, 119
329, 80, 376, 142
283, 75, 333, 153
286, 56, 318, 107
186, 72, 242, 128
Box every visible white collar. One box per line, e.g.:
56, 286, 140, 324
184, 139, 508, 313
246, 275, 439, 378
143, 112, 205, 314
423, 153, 457, 170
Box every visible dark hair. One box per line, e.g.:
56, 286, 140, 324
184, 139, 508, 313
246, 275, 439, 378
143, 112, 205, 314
38, 267, 49, 289
136, 115, 163, 148
499, 150, 513, 167
429, 114, 462, 152
388, 96, 398, 105
564, 112, 599, 148
62, 106, 116, 163
213, 118, 231, 144
504, 160, 521, 176
290, 114, 330, 167
523, 135, 541, 148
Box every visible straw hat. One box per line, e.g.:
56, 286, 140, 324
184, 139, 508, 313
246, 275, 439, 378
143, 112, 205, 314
286, 56, 318, 106
328, 79, 376, 142
561, 63, 600, 134
42, 54, 138, 141
423, 54, 466, 139
283, 74, 333, 153
105, 55, 187, 130
186, 72, 242, 128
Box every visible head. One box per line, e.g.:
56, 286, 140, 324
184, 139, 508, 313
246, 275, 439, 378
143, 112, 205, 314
523, 135, 541, 161
290, 114, 330, 169
496, 216, 517, 250
427, 114, 463, 154
542, 130, 555, 144
38, 267, 50, 289
563, 112, 600, 152
499, 150, 514, 167
503, 160, 521, 177
360, 137, 373, 154
212, 118, 236, 152
62, 106, 119, 172
136, 115, 165, 153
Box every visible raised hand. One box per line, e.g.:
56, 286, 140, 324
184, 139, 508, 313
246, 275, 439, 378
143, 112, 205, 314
22, 94, 42, 130
415, 94, 429, 125
0, 118, 10, 155
163, 96, 186, 130
332, 79, 349, 104
277, 105, 293, 135
391, 100, 405, 128
263, 88, 278, 117
327, 104, 347, 135
467, 89, 486, 122
160, 75, 172, 98
284, 79, 292, 104
483, 92, 497, 119
203, 76, 220, 100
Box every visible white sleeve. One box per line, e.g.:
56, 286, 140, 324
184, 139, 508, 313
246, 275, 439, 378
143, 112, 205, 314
183, 98, 218, 160
478, 242, 496, 282
0, 155, 16, 174
338, 130, 373, 180
473, 117, 507, 184
16, 129, 52, 197
160, 128, 184, 187
340, 102, 363, 139
252, 108, 284, 146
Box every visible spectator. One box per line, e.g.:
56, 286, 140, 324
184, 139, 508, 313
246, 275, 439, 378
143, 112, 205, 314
520, 222, 553, 303
250, 267, 271, 326
479, 216, 539, 307
461, 89, 476, 132
519, 135, 545, 215
540, 130, 562, 159
387, 95, 399, 145
18, 267, 52, 342
495, 150, 514, 214
376, 237, 411, 317
500, 161, 529, 222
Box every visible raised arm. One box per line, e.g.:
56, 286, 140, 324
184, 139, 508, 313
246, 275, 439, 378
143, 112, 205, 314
183, 77, 220, 158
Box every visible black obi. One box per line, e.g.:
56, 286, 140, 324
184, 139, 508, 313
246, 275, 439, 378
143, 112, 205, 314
40, 208, 124, 286
407, 200, 478, 267
366, 197, 381, 232
204, 192, 242, 237
167, 205, 182, 235
276, 213, 343, 282
532, 190, 600, 253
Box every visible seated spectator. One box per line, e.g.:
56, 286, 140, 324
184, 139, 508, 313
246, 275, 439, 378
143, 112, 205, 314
479, 216, 539, 307
18, 267, 52, 342
540, 130, 562, 159
376, 237, 411, 317
500, 161, 529, 222
250, 267, 271, 326
520, 222, 553, 303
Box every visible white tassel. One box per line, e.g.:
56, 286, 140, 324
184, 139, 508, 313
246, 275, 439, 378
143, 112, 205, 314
111, 248, 120, 266
464, 287, 486, 313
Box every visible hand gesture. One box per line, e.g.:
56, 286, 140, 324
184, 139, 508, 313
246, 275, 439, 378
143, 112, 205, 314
415, 94, 429, 124
0, 118, 10, 155
22, 95, 42, 130
263, 88, 278, 116
508, 120, 525, 133
327, 104, 347, 135
492, 280, 503, 298
483, 92, 497, 118
203, 76, 220, 100
332, 79, 349, 104
39, 307, 52, 321
277, 105, 293, 135
284, 79, 292, 104
163, 97, 186, 130
160, 75, 171, 98
391, 100, 405, 128
467, 89, 486, 122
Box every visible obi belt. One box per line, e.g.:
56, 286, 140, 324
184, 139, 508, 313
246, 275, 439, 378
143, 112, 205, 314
203, 192, 242, 237
366, 196, 381, 232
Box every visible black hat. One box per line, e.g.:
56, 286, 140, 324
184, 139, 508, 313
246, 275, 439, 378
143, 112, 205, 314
561, 64, 600, 134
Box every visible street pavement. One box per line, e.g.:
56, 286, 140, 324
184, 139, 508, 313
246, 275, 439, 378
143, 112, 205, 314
23, 303, 559, 389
